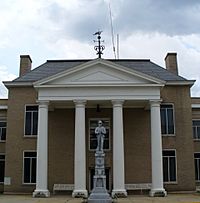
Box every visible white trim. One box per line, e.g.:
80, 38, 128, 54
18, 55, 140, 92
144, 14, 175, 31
34, 83, 165, 88
194, 152, 200, 181
3, 81, 33, 87
166, 80, 195, 86
22, 150, 37, 185
163, 149, 177, 184
0, 105, 7, 110
0, 120, 6, 142
88, 118, 111, 151
37, 86, 161, 101
24, 104, 38, 137
192, 104, 200, 108
192, 119, 200, 140
0, 153, 5, 184
161, 103, 176, 136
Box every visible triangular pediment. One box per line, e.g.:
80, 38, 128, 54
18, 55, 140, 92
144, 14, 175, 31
34, 59, 165, 87
75, 71, 123, 82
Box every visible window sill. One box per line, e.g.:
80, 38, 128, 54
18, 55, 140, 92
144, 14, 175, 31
194, 139, 200, 142
162, 134, 175, 137
0, 141, 6, 143
0, 182, 4, 184
22, 183, 36, 185
24, 135, 37, 138
164, 181, 177, 185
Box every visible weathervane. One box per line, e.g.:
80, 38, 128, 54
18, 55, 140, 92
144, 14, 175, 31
93, 31, 105, 58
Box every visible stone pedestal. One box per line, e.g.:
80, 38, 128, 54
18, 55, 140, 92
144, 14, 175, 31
88, 152, 112, 203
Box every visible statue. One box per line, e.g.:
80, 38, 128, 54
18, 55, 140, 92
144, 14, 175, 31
88, 120, 112, 203
95, 120, 106, 152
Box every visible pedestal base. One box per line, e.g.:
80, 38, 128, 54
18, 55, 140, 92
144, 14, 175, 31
112, 189, 127, 198
72, 189, 88, 198
149, 189, 167, 197
33, 190, 50, 198
88, 187, 112, 203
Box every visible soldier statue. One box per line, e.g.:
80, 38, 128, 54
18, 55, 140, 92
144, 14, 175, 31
95, 120, 106, 152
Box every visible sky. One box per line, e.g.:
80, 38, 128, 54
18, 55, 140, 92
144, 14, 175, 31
0, 0, 200, 98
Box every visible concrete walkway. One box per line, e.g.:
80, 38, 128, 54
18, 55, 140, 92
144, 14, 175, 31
0, 194, 200, 203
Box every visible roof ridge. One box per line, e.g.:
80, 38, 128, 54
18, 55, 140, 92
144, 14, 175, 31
46, 59, 91, 62
46, 59, 151, 62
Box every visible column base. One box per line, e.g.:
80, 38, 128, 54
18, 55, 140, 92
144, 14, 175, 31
149, 189, 167, 197
72, 189, 88, 198
112, 189, 127, 198
33, 189, 50, 198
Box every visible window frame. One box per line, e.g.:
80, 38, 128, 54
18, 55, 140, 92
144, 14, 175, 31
194, 152, 200, 182
163, 149, 177, 184
0, 119, 6, 142
0, 153, 5, 184
160, 103, 175, 136
88, 118, 111, 151
22, 150, 37, 185
24, 104, 38, 137
192, 120, 200, 141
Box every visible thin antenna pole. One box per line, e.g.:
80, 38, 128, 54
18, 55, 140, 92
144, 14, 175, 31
117, 34, 119, 59
109, 3, 116, 59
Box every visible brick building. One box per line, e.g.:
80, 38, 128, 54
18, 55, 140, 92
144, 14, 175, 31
0, 53, 200, 197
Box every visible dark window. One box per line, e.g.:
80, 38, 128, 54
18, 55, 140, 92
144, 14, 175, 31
194, 153, 200, 181
161, 104, 175, 135
0, 154, 5, 183
24, 152, 37, 183
193, 120, 200, 140
163, 150, 176, 182
0, 121, 6, 141
89, 119, 110, 150
25, 106, 38, 136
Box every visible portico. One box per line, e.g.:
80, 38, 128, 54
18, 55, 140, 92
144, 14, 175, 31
32, 59, 166, 197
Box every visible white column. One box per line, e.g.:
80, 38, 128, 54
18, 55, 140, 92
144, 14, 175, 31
149, 100, 167, 197
112, 100, 127, 197
33, 101, 50, 197
72, 100, 88, 198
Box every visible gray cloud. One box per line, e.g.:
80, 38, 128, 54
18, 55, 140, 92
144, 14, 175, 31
41, 0, 200, 42
41, 1, 110, 42
114, 0, 200, 36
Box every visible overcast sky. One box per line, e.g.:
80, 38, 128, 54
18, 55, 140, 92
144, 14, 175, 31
0, 0, 200, 98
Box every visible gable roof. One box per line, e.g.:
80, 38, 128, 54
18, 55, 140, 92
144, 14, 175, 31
33, 58, 165, 87
13, 58, 187, 83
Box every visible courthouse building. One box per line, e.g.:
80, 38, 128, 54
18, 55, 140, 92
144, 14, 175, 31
0, 52, 200, 197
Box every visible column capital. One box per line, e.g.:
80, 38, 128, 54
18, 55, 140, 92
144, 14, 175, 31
73, 100, 87, 107
149, 99, 162, 107
112, 99, 124, 107
37, 100, 49, 105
